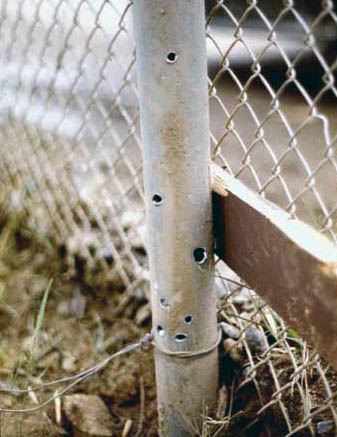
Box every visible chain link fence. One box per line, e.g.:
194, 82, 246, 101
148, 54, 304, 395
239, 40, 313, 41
207, 1, 337, 435
0, 0, 336, 435
0, 0, 145, 292
208, 0, 337, 242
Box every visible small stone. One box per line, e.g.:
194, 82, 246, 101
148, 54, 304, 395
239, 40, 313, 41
239, 363, 254, 380
135, 303, 151, 326
62, 353, 77, 373
58, 301, 70, 316
215, 278, 227, 300
57, 288, 86, 318
231, 287, 252, 304
63, 394, 113, 436
69, 288, 87, 318
37, 351, 60, 372
244, 325, 267, 356
223, 338, 245, 364
134, 287, 146, 302
221, 322, 240, 340
316, 421, 335, 436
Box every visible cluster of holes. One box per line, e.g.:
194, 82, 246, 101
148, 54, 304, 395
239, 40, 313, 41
154, 47, 209, 346
156, 330, 188, 342
156, 315, 192, 343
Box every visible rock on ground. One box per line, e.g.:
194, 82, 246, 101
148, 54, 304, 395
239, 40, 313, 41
63, 394, 113, 437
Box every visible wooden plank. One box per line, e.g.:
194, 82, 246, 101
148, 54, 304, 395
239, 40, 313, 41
211, 163, 337, 369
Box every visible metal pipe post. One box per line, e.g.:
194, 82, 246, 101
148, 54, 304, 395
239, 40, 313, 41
132, 1, 218, 435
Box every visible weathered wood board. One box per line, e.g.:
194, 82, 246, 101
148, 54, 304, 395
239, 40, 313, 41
211, 163, 337, 369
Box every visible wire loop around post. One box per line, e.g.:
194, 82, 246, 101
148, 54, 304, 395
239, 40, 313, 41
152, 324, 223, 358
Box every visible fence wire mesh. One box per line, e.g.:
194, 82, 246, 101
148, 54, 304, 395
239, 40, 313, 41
0, 0, 146, 292
207, 0, 337, 242
0, 0, 336, 436
207, 1, 337, 435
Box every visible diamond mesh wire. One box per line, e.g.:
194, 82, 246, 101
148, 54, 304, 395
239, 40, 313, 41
207, 0, 337, 242
0, 0, 336, 435
207, 1, 337, 435
0, 0, 146, 292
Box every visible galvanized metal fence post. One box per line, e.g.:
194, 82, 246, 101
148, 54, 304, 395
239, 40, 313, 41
132, 1, 218, 435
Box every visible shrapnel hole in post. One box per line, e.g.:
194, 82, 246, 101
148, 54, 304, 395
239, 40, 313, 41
174, 333, 187, 342
152, 194, 163, 206
159, 297, 169, 309
193, 247, 207, 264
166, 51, 177, 63
157, 325, 165, 337
184, 315, 193, 324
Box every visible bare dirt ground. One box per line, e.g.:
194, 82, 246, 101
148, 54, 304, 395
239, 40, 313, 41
0, 205, 157, 437
1, 202, 337, 437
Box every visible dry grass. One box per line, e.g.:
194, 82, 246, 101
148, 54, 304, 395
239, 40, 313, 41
0, 203, 336, 437
0, 205, 157, 437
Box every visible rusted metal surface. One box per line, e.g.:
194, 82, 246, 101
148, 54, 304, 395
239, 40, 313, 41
212, 163, 337, 369
133, 1, 218, 435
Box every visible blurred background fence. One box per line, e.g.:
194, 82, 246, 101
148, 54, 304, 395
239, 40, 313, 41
0, 0, 336, 435
0, 0, 145, 292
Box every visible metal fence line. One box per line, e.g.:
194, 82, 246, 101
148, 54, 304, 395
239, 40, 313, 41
0, 0, 337, 436
207, 0, 337, 241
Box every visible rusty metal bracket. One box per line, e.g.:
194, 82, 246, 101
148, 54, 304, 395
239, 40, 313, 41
211, 163, 337, 369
